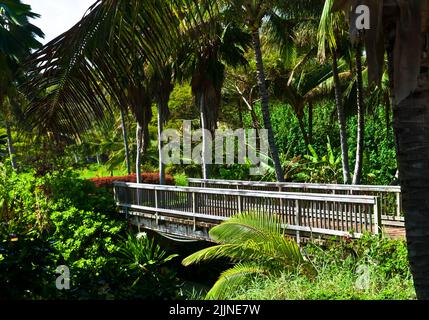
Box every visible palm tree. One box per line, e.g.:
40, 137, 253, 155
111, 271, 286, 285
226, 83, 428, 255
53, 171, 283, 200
119, 108, 131, 175
182, 212, 310, 299
224, 0, 290, 181
318, 0, 351, 184
352, 36, 365, 184
0, 0, 44, 169
148, 66, 174, 185
176, 9, 250, 179
21, 0, 188, 144
334, 0, 429, 300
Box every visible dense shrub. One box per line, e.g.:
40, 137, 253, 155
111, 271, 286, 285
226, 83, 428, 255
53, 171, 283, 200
0, 167, 181, 300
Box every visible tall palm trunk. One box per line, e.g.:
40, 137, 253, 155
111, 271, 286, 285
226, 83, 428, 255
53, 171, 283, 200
353, 41, 365, 185
135, 123, 143, 184
395, 53, 429, 300
158, 104, 166, 185
297, 114, 310, 148
332, 50, 351, 184
5, 122, 17, 170
252, 30, 284, 182
199, 96, 210, 180
120, 108, 131, 175
308, 103, 313, 145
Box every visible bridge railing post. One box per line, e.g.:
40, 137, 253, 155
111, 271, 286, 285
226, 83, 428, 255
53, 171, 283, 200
295, 199, 301, 245
192, 192, 197, 231
155, 189, 159, 225
237, 195, 242, 213
373, 197, 382, 235
396, 192, 402, 218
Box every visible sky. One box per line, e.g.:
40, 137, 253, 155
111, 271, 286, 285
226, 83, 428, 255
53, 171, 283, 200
23, 0, 96, 44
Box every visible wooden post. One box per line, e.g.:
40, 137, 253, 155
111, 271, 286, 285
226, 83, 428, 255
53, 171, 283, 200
155, 190, 159, 225
373, 197, 382, 235
238, 195, 242, 213
396, 192, 402, 218
295, 199, 301, 245
192, 192, 197, 231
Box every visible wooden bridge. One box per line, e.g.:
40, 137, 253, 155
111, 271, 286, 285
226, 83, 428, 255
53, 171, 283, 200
113, 179, 405, 242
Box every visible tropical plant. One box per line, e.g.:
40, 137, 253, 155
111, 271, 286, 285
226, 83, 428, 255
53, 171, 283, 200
0, 0, 43, 170
119, 233, 179, 299
318, 0, 351, 184
182, 212, 311, 299
296, 137, 342, 183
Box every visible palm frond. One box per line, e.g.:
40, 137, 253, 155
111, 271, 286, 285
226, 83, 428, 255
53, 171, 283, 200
205, 262, 266, 300
208, 211, 282, 244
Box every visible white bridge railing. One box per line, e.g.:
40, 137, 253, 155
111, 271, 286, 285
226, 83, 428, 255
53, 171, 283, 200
188, 178, 403, 225
114, 182, 382, 239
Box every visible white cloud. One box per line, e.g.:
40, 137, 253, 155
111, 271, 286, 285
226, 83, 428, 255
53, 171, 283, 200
23, 0, 95, 44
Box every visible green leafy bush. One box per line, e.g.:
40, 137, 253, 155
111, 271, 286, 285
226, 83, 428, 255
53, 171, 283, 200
226, 235, 415, 300
0, 168, 182, 300
119, 233, 180, 299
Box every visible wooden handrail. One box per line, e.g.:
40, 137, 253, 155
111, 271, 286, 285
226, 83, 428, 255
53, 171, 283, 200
188, 178, 401, 193
113, 182, 377, 204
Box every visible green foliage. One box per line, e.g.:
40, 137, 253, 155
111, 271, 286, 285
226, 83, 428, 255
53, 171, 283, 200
295, 137, 343, 183
0, 168, 182, 300
183, 212, 311, 299
0, 132, 6, 159
174, 173, 189, 187
119, 233, 179, 299
49, 207, 126, 299
225, 235, 415, 300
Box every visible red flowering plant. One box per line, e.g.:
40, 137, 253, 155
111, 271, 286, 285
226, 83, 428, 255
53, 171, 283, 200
88, 173, 175, 188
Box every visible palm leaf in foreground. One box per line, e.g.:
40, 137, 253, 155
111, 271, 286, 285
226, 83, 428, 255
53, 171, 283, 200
206, 263, 266, 300
183, 212, 312, 299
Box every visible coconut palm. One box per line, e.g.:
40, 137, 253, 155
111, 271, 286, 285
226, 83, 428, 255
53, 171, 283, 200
318, 0, 352, 184
334, 0, 429, 300
352, 36, 365, 184
175, 6, 251, 179
147, 66, 174, 185
182, 212, 311, 299
0, 0, 44, 169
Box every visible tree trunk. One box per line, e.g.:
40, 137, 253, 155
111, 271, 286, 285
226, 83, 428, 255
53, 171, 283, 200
158, 104, 166, 185
308, 103, 313, 145
120, 108, 131, 175
395, 53, 429, 300
332, 50, 351, 184
252, 30, 284, 182
353, 42, 365, 185
6, 122, 17, 170
297, 114, 310, 148
199, 96, 209, 180
135, 123, 143, 184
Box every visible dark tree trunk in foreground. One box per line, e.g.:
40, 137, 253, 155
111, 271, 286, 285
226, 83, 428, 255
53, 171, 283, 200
120, 108, 131, 175
332, 50, 351, 184
395, 58, 429, 300
353, 41, 365, 185
6, 122, 17, 170
252, 30, 284, 182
